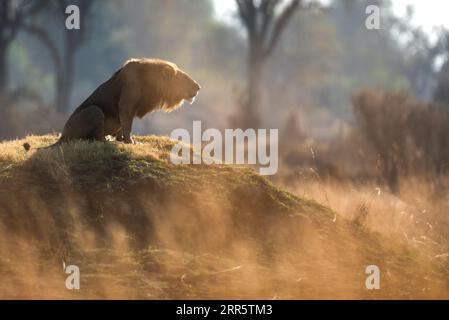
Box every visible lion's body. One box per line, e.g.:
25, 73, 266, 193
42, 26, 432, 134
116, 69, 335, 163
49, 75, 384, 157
57, 58, 200, 145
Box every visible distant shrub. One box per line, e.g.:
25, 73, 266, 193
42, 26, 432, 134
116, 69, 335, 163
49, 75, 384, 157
0, 93, 65, 140
352, 90, 449, 193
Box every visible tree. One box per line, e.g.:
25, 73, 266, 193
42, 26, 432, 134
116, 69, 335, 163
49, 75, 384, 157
233, 0, 301, 128
22, 0, 96, 113
432, 32, 449, 107
433, 61, 449, 107
0, 0, 44, 96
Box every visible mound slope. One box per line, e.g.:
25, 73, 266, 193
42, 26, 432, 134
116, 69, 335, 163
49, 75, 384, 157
0, 135, 447, 298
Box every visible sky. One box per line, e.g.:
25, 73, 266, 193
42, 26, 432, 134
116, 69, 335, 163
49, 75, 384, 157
391, 0, 449, 33
213, 0, 449, 34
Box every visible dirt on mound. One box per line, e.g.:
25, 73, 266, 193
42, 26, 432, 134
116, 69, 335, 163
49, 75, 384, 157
0, 135, 448, 299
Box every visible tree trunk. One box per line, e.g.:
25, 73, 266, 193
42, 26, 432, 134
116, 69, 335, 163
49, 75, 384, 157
239, 41, 264, 129
245, 53, 262, 129
0, 42, 8, 96
55, 67, 66, 113
63, 48, 75, 112
55, 40, 76, 113
386, 160, 399, 194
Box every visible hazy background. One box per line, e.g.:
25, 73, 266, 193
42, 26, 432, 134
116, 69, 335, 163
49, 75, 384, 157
3, 0, 449, 192
2, 0, 449, 138
3, 0, 449, 299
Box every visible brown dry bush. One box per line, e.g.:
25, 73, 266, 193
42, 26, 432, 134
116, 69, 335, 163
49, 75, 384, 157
352, 90, 449, 193
281, 90, 449, 193
0, 94, 65, 140
277, 91, 449, 253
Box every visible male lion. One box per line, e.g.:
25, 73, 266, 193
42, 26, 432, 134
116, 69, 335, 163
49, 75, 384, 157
54, 58, 200, 145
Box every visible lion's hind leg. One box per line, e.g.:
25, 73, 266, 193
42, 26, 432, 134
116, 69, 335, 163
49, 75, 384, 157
62, 105, 106, 142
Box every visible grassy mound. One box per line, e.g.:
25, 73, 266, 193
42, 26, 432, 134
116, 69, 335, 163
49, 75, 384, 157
0, 135, 448, 299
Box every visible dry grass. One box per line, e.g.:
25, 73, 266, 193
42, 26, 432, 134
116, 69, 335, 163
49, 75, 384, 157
284, 178, 447, 244
278, 171, 449, 289
1, 135, 449, 299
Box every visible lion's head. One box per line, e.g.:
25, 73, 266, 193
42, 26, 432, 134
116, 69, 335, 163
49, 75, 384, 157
123, 58, 201, 118
145, 59, 201, 112
160, 64, 200, 111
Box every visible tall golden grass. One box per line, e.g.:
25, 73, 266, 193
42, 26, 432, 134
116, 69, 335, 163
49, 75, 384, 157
1, 135, 448, 299
278, 90, 449, 290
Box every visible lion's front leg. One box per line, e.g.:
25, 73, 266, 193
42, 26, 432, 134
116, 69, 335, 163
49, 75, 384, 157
118, 78, 140, 144
119, 103, 136, 144
119, 112, 135, 144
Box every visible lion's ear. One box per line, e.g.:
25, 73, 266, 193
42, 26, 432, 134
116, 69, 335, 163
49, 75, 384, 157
162, 65, 176, 79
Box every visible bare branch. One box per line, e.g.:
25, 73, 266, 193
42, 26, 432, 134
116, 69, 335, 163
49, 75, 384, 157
0, 0, 47, 43
260, 0, 279, 44
21, 23, 62, 72
263, 0, 300, 58
18, 0, 48, 19
236, 0, 257, 40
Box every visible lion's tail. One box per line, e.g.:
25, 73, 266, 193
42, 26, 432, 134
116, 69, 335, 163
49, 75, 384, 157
37, 136, 64, 150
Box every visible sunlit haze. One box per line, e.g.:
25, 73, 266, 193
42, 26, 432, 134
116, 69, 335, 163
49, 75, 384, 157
214, 0, 449, 33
